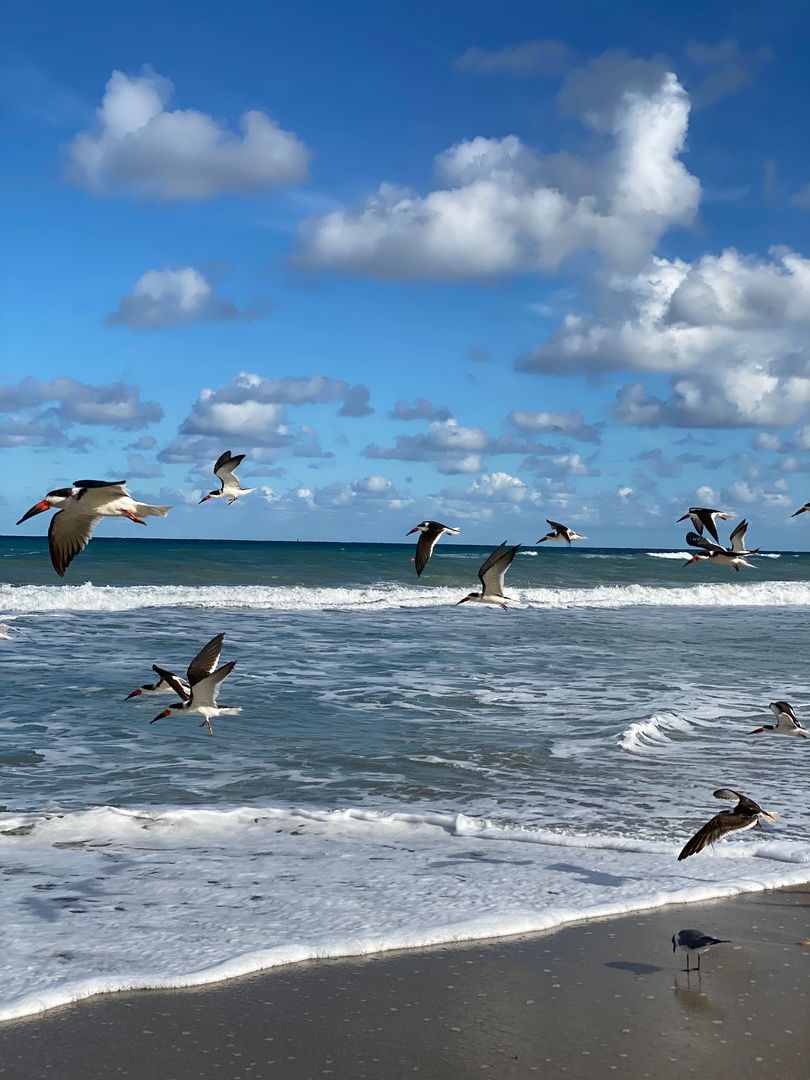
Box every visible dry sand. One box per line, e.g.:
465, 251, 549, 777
1, 884, 809, 1079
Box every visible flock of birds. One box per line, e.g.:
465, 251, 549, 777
11, 454, 810, 973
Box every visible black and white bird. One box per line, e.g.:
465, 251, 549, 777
750, 700, 809, 739
677, 789, 778, 861
683, 520, 758, 571
17, 480, 173, 577
126, 666, 191, 701
151, 633, 240, 735
457, 542, 520, 611
537, 520, 588, 545
672, 929, 731, 972
677, 507, 736, 543
199, 452, 255, 506
406, 520, 460, 576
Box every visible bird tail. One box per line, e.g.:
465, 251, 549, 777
134, 504, 173, 517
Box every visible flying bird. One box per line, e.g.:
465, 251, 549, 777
406, 520, 460, 576
199, 452, 255, 506
17, 480, 173, 577
677, 789, 778, 861
750, 700, 808, 739
151, 633, 240, 735
677, 507, 736, 543
683, 520, 758, 571
672, 929, 731, 972
457, 542, 520, 611
537, 520, 588, 545
126, 666, 191, 701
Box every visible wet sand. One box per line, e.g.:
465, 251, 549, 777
2, 884, 809, 1080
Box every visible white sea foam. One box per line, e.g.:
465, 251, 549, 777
648, 551, 780, 560
2, 579, 809, 615
617, 712, 708, 754
1, 803, 809, 1022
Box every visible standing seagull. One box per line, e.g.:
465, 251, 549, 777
677, 507, 736, 543
678, 789, 778, 861
683, 520, 759, 571
406, 520, 460, 576
17, 480, 173, 577
457, 542, 520, 611
750, 700, 809, 739
126, 666, 191, 701
199, 452, 255, 506
151, 633, 240, 735
538, 520, 588, 545
672, 930, 731, 972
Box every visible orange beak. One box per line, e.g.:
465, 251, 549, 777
17, 500, 51, 524
125, 688, 143, 700
199, 494, 211, 504
150, 709, 172, 723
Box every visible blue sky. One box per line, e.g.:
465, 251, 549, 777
3, 0, 810, 547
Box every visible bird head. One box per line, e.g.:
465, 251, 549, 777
407, 521, 429, 535
456, 593, 476, 605
792, 505, 809, 517
17, 488, 73, 524
125, 687, 143, 700
199, 492, 214, 504
150, 708, 173, 723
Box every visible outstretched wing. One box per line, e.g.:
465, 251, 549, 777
686, 531, 723, 554
677, 810, 753, 860
187, 634, 225, 685
546, 519, 567, 534
190, 661, 236, 708
713, 788, 763, 814
478, 542, 520, 596
214, 452, 245, 483
694, 508, 720, 542
48, 509, 103, 577
729, 519, 749, 552
152, 665, 190, 701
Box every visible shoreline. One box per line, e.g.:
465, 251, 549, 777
2, 884, 809, 1079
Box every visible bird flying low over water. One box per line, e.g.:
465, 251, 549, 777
126, 666, 191, 701
677, 789, 778, 861
672, 929, 731, 972
17, 480, 173, 577
792, 502, 810, 517
683, 520, 758, 571
750, 700, 809, 738
151, 633, 240, 735
199, 451, 255, 506
677, 507, 735, 543
406, 520, 460, 576
457, 542, 520, 611
537, 520, 587, 545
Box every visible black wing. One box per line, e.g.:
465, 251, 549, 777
547, 519, 567, 533
686, 531, 723, 554
714, 788, 763, 814
414, 529, 441, 577
694, 508, 721, 542
187, 634, 225, 686
152, 665, 190, 701
677, 810, 753, 860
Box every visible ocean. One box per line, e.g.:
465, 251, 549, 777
3, 534, 810, 1020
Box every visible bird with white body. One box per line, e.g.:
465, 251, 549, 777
199, 452, 255, 506
683, 520, 758, 571
126, 666, 191, 701
672, 929, 731, 972
406, 520, 460, 576
750, 700, 808, 739
678, 788, 778, 861
17, 480, 173, 577
677, 507, 735, 543
152, 634, 240, 735
457, 542, 520, 611
537, 520, 587, 545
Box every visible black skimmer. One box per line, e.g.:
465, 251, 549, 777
677, 507, 735, 543
126, 665, 191, 701
17, 480, 173, 577
792, 502, 810, 517
151, 633, 240, 735
199, 452, 255, 505
677, 788, 778, 861
457, 542, 520, 610
406, 520, 460, 576
683, 520, 758, 571
750, 700, 808, 739
671, 929, 731, 972
537, 519, 587, 545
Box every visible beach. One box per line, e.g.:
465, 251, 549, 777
2, 883, 809, 1079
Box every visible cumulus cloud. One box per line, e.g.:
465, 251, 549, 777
522, 248, 810, 427
508, 407, 600, 443
67, 66, 309, 201
293, 58, 699, 279
0, 375, 163, 447
108, 266, 272, 329
389, 397, 452, 422
684, 39, 772, 109
337, 385, 374, 417
455, 40, 574, 77
108, 453, 163, 480
364, 417, 490, 474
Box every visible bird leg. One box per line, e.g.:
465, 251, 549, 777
123, 510, 146, 525
228, 497, 238, 505
200, 718, 214, 735
500, 604, 508, 611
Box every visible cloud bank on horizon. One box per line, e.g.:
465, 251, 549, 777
4, 6, 810, 544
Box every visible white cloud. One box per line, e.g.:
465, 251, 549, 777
108, 267, 272, 329
389, 397, 452, 422
508, 407, 600, 443
67, 67, 309, 201
294, 60, 699, 279
455, 40, 574, 77
364, 417, 490, 474
522, 248, 810, 427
